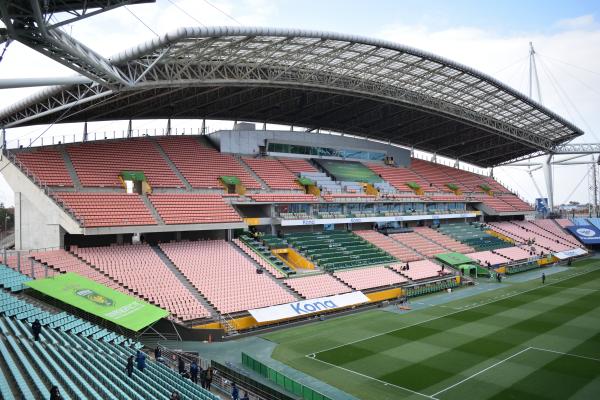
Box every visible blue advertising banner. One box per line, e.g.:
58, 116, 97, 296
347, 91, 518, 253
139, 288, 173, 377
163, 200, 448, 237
566, 225, 600, 245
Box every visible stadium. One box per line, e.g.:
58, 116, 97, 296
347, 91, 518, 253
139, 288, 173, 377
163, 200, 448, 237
0, 1, 599, 399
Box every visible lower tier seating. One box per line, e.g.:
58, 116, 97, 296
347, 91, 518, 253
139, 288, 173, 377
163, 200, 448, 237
53, 192, 156, 227
354, 230, 423, 262
71, 244, 210, 321
389, 260, 450, 281
413, 227, 475, 253
333, 266, 407, 290
159, 240, 296, 314
390, 232, 447, 258
285, 231, 396, 271
0, 276, 214, 400
32, 250, 126, 293
465, 251, 510, 266
284, 274, 351, 299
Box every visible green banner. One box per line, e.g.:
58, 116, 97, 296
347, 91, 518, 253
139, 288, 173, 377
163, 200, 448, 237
25, 273, 168, 331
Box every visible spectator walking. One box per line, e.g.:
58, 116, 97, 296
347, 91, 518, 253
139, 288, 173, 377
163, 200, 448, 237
231, 382, 239, 400
205, 366, 214, 391
542, 273, 546, 284
190, 360, 199, 384
49, 386, 62, 400
200, 365, 207, 388
241, 391, 250, 400
126, 356, 134, 378
178, 357, 185, 375
31, 319, 42, 341
136, 350, 146, 372
154, 346, 162, 362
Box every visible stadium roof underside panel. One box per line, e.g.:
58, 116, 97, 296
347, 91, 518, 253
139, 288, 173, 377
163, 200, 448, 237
0, 26, 583, 167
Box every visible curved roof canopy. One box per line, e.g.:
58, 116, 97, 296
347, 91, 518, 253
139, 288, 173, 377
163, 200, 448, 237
0, 26, 583, 166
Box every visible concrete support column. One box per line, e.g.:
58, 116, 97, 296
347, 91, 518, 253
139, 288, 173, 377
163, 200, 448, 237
30, 258, 35, 279
116, 234, 124, 245
542, 155, 554, 211
176, 231, 182, 241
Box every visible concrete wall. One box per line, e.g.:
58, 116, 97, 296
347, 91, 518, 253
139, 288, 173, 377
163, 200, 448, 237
1, 156, 82, 250
14, 192, 64, 250
209, 130, 411, 167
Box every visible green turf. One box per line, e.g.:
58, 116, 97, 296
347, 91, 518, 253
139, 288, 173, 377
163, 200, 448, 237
263, 260, 600, 399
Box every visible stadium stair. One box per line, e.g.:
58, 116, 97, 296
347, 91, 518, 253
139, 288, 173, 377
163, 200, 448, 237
152, 138, 193, 190
149, 245, 220, 319
237, 156, 269, 190
140, 194, 165, 225
57, 146, 82, 190
230, 244, 301, 300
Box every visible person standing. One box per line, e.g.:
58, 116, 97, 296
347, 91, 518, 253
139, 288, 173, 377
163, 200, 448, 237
200, 364, 207, 388
31, 319, 42, 341
126, 356, 134, 378
205, 366, 214, 391
178, 357, 185, 375
231, 382, 239, 400
49, 386, 62, 400
190, 360, 199, 384
136, 350, 146, 372
154, 346, 162, 363
542, 272, 546, 284
240, 391, 250, 400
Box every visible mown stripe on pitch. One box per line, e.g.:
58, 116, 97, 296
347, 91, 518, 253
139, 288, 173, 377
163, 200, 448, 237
378, 289, 600, 392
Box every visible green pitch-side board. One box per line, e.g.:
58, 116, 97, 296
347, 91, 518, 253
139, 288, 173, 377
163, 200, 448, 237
25, 273, 169, 331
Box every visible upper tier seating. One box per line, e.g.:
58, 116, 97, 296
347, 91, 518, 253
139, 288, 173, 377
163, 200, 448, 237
278, 158, 318, 174
437, 223, 511, 251
284, 274, 351, 299
159, 240, 296, 314
334, 266, 407, 290
408, 159, 454, 192
488, 222, 573, 253
67, 138, 182, 187
390, 232, 447, 258
531, 219, 581, 247
54, 192, 156, 227
366, 163, 433, 193
412, 227, 475, 253
389, 260, 449, 280
465, 251, 510, 266
498, 195, 533, 211
248, 193, 319, 203
242, 158, 303, 190
433, 162, 488, 192
479, 196, 516, 213
354, 230, 423, 262
555, 218, 573, 228
32, 250, 126, 293
156, 137, 260, 189
72, 244, 210, 321
149, 194, 241, 225
493, 246, 533, 262
14, 148, 73, 187
285, 231, 396, 272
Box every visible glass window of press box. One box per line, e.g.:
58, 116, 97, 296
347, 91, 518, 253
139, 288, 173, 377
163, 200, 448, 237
268, 143, 385, 161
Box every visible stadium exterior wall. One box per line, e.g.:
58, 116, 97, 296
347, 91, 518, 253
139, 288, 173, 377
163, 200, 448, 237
0, 157, 81, 250
209, 130, 411, 166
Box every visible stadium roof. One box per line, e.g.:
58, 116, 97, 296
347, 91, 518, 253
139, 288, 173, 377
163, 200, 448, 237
0, 26, 583, 166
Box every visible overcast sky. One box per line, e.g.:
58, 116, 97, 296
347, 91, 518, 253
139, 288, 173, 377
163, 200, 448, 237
0, 0, 599, 206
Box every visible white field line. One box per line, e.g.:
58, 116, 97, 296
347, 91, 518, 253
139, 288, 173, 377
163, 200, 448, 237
431, 347, 532, 397
305, 354, 439, 400
530, 347, 600, 362
311, 267, 598, 356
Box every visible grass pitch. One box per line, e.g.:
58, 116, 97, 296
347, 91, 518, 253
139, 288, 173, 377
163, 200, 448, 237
264, 260, 600, 399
